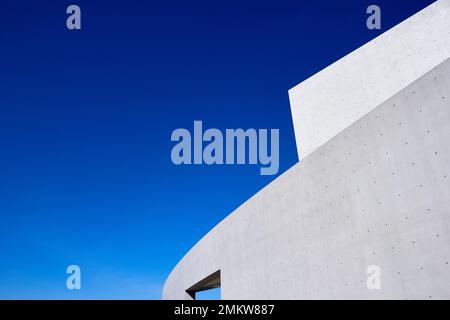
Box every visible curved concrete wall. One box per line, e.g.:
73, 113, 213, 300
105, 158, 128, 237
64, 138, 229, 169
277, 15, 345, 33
163, 58, 450, 299
163, 1, 450, 300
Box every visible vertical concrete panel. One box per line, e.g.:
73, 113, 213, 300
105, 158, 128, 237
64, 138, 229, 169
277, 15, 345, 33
288, 0, 450, 160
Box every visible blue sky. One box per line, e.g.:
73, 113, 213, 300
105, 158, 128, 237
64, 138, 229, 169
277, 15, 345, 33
0, 0, 434, 299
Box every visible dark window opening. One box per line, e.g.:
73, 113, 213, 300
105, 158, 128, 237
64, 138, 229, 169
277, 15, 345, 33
186, 270, 221, 300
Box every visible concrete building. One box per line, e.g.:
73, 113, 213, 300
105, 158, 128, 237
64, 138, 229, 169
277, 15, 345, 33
162, 0, 450, 299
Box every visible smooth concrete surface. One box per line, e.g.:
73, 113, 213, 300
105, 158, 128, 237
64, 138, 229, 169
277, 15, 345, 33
162, 1, 450, 299
163, 58, 450, 299
289, 0, 450, 160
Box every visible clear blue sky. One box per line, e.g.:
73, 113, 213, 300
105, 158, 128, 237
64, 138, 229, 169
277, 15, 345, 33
0, 0, 433, 299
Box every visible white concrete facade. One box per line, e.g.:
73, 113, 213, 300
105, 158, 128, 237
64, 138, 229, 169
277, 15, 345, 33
162, 0, 450, 300
289, 0, 450, 160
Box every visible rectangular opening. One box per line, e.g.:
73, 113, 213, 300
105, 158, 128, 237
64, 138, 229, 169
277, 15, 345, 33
195, 287, 221, 300
185, 270, 221, 300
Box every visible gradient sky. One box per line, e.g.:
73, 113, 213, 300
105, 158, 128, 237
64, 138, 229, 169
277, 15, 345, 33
0, 0, 434, 299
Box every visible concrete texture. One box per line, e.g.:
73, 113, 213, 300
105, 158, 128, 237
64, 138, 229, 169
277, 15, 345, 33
162, 1, 450, 300
289, 0, 450, 160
